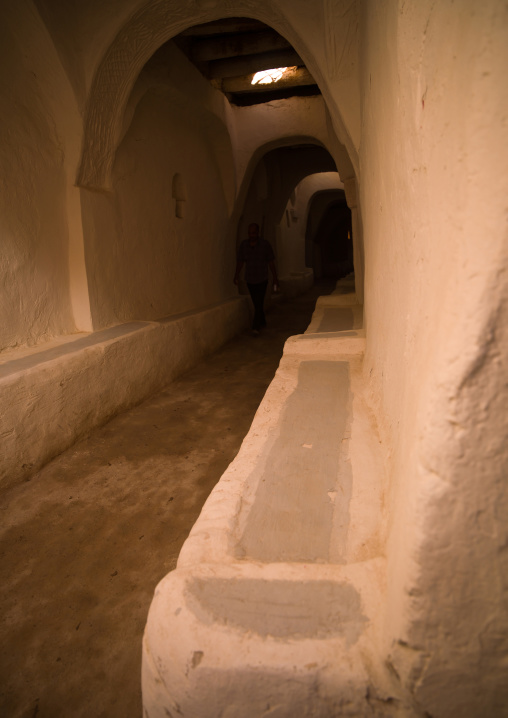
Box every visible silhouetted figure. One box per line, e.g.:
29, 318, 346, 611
234, 223, 279, 335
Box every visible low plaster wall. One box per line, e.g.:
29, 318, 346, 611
0, 298, 249, 491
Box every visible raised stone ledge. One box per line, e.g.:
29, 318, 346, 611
0, 298, 249, 490
143, 559, 394, 718
143, 288, 393, 716
305, 287, 363, 333
284, 331, 365, 356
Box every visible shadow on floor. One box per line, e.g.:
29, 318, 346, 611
0, 280, 335, 718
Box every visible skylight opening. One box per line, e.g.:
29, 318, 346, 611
251, 67, 295, 85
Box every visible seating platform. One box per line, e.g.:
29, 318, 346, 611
142, 282, 394, 717
0, 298, 249, 490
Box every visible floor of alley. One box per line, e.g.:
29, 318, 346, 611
0, 281, 335, 718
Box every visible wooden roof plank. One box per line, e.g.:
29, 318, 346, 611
191, 30, 291, 62
207, 49, 303, 79
221, 67, 316, 94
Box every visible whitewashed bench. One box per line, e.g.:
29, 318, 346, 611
142, 285, 394, 717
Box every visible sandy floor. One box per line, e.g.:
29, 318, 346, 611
0, 283, 333, 718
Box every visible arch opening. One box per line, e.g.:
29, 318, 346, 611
305, 188, 353, 281
78, 11, 362, 329
235, 144, 350, 298
76, 8, 357, 192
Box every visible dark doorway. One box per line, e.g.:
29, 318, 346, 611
305, 190, 353, 280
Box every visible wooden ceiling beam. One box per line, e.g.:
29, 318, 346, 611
180, 19, 267, 37
206, 49, 303, 79
221, 67, 316, 94
191, 30, 291, 62
228, 84, 321, 106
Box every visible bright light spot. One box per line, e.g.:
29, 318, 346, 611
251, 67, 288, 85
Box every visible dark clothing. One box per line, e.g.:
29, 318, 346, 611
247, 281, 268, 330
237, 239, 275, 284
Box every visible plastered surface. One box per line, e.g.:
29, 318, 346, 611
359, 2, 508, 713
81, 43, 237, 330
0, 3, 77, 352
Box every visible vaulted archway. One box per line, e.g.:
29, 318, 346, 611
76, 1, 360, 191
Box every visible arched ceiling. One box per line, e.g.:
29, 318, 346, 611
75, 1, 359, 190
173, 17, 320, 106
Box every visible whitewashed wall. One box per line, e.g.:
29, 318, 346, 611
360, 1, 508, 712
81, 44, 237, 329
0, 2, 81, 351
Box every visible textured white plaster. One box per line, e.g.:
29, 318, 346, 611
80, 45, 237, 330
0, 2, 79, 351
360, 1, 508, 713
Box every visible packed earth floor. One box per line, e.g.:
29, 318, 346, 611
0, 281, 335, 718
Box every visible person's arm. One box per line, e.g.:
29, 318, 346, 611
269, 260, 279, 291
234, 260, 244, 285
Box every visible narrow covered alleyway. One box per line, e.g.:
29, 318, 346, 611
1, 2, 507, 716
0, 282, 335, 718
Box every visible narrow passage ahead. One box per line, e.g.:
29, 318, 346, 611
0, 281, 334, 718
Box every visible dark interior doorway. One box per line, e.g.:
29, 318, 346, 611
305, 190, 353, 280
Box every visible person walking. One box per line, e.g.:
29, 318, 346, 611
234, 223, 279, 335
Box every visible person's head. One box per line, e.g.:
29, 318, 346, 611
248, 223, 260, 243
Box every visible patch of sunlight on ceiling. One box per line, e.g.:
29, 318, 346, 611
251, 67, 295, 85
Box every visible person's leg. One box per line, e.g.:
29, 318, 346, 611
247, 281, 268, 330
247, 282, 262, 330
257, 284, 267, 327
